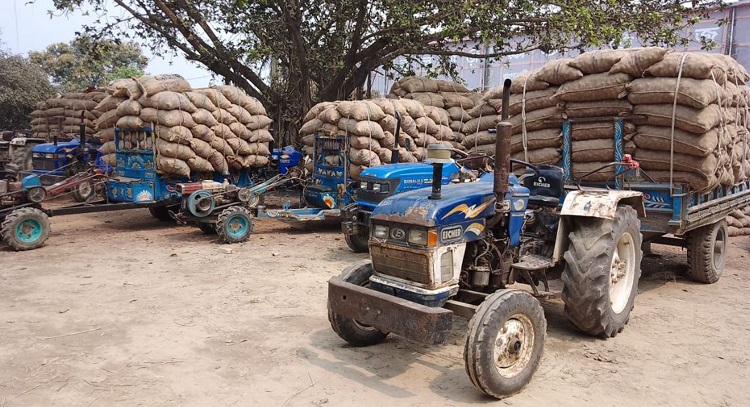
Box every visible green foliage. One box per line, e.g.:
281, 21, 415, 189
0, 48, 56, 130
29, 35, 147, 93
46, 0, 722, 132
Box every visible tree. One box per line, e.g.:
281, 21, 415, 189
48, 0, 721, 135
0, 47, 56, 130
29, 35, 148, 93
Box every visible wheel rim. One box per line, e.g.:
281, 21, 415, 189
712, 226, 727, 272
493, 313, 535, 378
16, 219, 43, 243
609, 232, 636, 314
226, 215, 249, 239
77, 181, 92, 197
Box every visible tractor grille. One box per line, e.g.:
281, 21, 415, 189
370, 242, 434, 286
33, 159, 56, 171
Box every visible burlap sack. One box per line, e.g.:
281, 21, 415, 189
320, 123, 341, 136
378, 115, 398, 135
414, 133, 439, 147
116, 115, 144, 130
642, 170, 717, 191
97, 127, 116, 142
187, 156, 214, 172
370, 98, 408, 117
191, 125, 216, 142
509, 106, 562, 133
461, 131, 495, 149
552, 72, 631, 102
441, 92, 475, 109
304, 102, 337, 122
211, 85, 266, 115
300, 118, 323, 136
511, 147, 561, 164
425, 106, 450, 125
95, 95, 127, 112
609, 47, 667, 77
510, 128, 561, 154
434, 125, 454, 140
226, 137, 253, 155
137, 74, 191, 97
98, 141, 116, 154
44, 107, 66, 117
185, 91, 218, 111
627, 77, 724, 109
212, 123, 237, 139
468, 103, 497, 118
212, 108, 238, 125
447, 106, 470, 121
633, 104, 723, 134
229, 122, 252, 140
156, 138, 197, 161
644, 52, 726, 83
399, 115, 419, 137
100, 153, 116, 167
195, 88, 233, 109
398, 99, 427, 118
349, 164, 368, 181
535, 59, 584, 85
436, 80, 471, 93
399, 133, 418, 152
338, 118, 385, 139
450, 120, 465, 132
116, 100, 142, 117
509, 71, 550, 93
248, 129, 274, 143
108, 78, 142, 99
633, 126, 720, 156
140, 91, 196, 112
245, 115, 273, 130
570, 122, 636, 141
401, 77, 440, 93
156, 156, 190, 177
64, 109, 97, 121
350, 135, 382, 150
337, 101, 387, 121
318, 107, 342, 124
571, 161, 616, 181
156, 125, 193, 145
226, 105, 254, 124
635, 149, 719, 174
408, 93, 445, 108
208, 150, 229, 173
416, 117, 440, 134
564, 100, 633, 118
192, 109, 219, 127
95, 110, 119, 130
381, 131, 397, 149
209, 137, 235, 156
489, 88, 559, 116
141, 108, 197, 128
189, 138, 213, 158
462, 115, 499, 134
569, 50, 628, 74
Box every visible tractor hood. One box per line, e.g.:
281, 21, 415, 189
33, 138, 80, 154
371, 176, 496, 227
361, 161, 459, 182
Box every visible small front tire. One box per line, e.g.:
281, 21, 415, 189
328, 260, 389, 346
216, 206, 253, 243
1, 207, 51, 251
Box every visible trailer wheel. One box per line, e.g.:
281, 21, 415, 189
686, 219, 727, 284
71, 181, 94, 202
1, 207, 51, 251
562, 206, 642, 338
344, 231, 369, 253
328, 260, 389, 346
216, 206, 253, 243
464, 290, 546, 399
148, 205, 177, 222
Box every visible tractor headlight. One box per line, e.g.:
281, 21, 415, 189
373, 224, 389, 239
372, 183, 381, 192
408, 229, 427, 245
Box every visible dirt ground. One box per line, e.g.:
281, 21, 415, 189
1, 205, 749, 407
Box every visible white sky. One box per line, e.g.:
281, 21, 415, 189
0, 0, 215, 87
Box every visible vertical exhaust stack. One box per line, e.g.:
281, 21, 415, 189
494, 79, 512, 207
391, 112, 402, 164
426, 144, 451, 200
78, 111, 87, 164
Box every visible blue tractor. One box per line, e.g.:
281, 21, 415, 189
327, 81, 648, 398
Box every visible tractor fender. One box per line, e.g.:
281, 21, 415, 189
551, 190, 645, 266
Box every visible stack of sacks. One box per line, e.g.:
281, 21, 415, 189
96, 74, 274, 177
298, 99, 425, 180
29, 92, 107, 140
726, 206, 750, 236
389, 76, 482, 151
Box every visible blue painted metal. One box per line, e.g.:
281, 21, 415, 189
15, 218, 42, 243
562, 122, 572, 182
21, 174, 42, 189
224, 214, 250, 239
273, 146, 302, 175
31, 138, 102, 176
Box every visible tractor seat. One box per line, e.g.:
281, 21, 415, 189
522, 165, 564, 208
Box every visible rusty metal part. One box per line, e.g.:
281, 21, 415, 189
494, 121, 512, 205
370, 204, 432, 226
370, 241, 434, 287
328, 276, 453, 344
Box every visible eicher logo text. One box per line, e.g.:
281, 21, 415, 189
441, 226, 463, 241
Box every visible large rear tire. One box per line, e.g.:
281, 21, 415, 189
328, 260, 389, 346
686, 219, 727, 284
216, 206, 253, 243
561, 206, 642, 338
344, 230, 369, 253
1, 207, 51, 251
464, 290, 546, 399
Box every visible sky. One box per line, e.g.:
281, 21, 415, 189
0, 0, 215, 87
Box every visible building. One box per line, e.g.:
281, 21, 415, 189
371, 0, 750, 94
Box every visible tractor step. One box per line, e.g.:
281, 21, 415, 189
512, 255, 552, 272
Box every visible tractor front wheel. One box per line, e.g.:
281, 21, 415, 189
464, 290, 546, 399
1, 207, 51, 251
216, 206, 253, 243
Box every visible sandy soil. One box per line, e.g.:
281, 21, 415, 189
1, 207, 749, 407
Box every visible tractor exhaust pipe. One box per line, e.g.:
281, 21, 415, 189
494, 79, 512, 206
391, 111, 402, 164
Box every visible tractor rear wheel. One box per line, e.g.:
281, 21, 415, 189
71, 181, 94, 202
1, 207, 51, 251
562, 206, 642, 338
328, 261, 389, 346
686, 219, 727, 284
464, 290, 546, 399
344, 230, 369, 253
216, 206, 253, 243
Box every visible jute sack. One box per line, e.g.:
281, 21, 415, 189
64, 109, 98, 121
569, 50, 629, 74
462, 115, 499, 134
511, 147, 561, 164
245, 115, 273, 131
189, 138, 213, 159
378, 115, 398, 135
572, 161, 615, 181
398, 99, 427, 118
509, 71, 550, 93
101, 153, 116, 167
534, 59, 584, 85
99, 141, 116, 154
399, 133, 419, 152
226, 137, 253, 155
350, 135, 382, 151
424, 106, 450, 125
185, 91, 218, 111
156, 138, 197, 161
247, 129, 274, 143
635, 149, 719, 174
227, 155, 270, 169
226, 104, 254, 124
468, 103, 496, 118
401, 77, 440, 93
304, 102, 337, 122
137, 74, 191, 97
209, 137, 235, 157
212, 108, 238, 125
509, 106, 562, 133
510, 128, 561, 154
96, 95, 127, 112
633, 126, 720, 156
195, 88, 233, 109
408, 93, 445, 108
300, 118, 323, 136
244, 141, 271, 156
552, 72, 631, 102
644, 52, 726, 83
609, 47, 668, 77
190, 125, 216, 142
450, 120, 465, 132
349, 164, 368, 181
116, 116, 144, 130
108, 78, 142, 99
571, 139, 636, 162
229, 122, 252, 139
461, 131, 495, 149
571, 122, 636, 141
98, 127, 116, 142
141, 108, 197, 128
338, 118, 385, 139
212, 85, 267, 115
627, 77, 725, 109
320, 123, 341, 136
156, 156, 190, 177
416, 117, 440, 134
140, 91, 196, 112
381, 131, 397, 149
436, 80, 471, 93
434, 125, 454, 140
370, 98, 408, 117
399, 115, 419, 137
487, 88, 558, 116
564, 100, 633, 118
318, 107, 342, 125
350, 148, 382, 166
441, 93, 475, 109
447, 106, 470, 121
192, 109, 219, 127
156, 125, 193, 145
208, 150, 229, 173
643, 170, 718, 191
116, 100, 142, 117
632, 104, 723, 134
414, 133, 439, 147
212, 123, 237, 139
337, 101, 386, 121
187, 156, 214, 172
